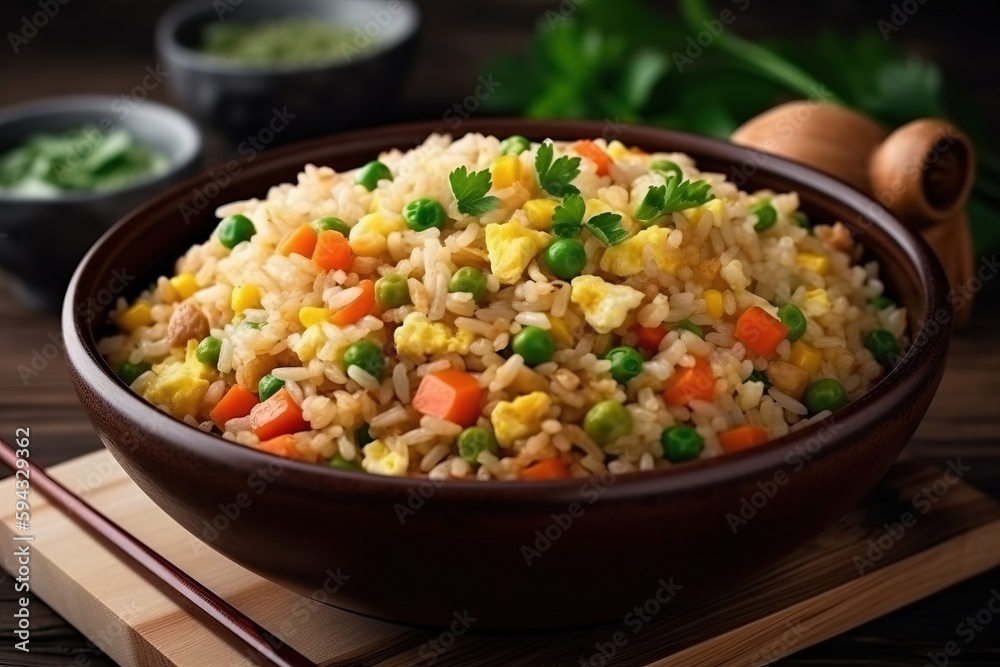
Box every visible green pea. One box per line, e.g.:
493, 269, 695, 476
403, 197, 447, 231
499, 135, 531, 156
751, 200, 777, 232
216, 213, 256, 249
675, 319, 704, 339
355, 424, 374, 447
356, 160, 392, 191
583, 400, 632, 446
650, 159, 683, 180
867, 295, 895, 310
604, 346, 644, 384
511, 326, 555, 366
802, 378, 849, 415
793, 211, 811, 230
195, 336, 222, 368
747, 368, 771, 389
777, 304, 807, 342
118, 361, 151, 385
864, 329, 900, 367
457, 426, 499, 466
448, 266, 488, 302
258, 374, 285, 402
311, 216, 351, 236
661, 425, 704, 463
543, 238, 587, 280
375, 273, 410, 309
343, 340, 385, 379
329, 454, 361, 472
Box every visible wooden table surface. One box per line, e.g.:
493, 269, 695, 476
1, 1, 998, 664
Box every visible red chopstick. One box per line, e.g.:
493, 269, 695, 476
0, 439, 317, 667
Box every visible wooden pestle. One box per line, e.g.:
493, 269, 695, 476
731, 102, 976, 327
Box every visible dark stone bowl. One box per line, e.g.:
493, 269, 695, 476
63, 119, 951, 629
0, 96, 202, 310
155, 0, 421, 142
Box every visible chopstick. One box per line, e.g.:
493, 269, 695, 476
0, 439, 317, 667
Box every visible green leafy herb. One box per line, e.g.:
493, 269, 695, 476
584, 212, 629, 246
635, 176, 715, 223
448, 166, 500, 217
535, 142, 581, 197
552, 193, 585, 238
551, 193, 629, 246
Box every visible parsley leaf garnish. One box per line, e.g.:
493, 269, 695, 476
449, 166, 500, 216
535, 142, 581, 197
550, 193, 629, 246
552, 193, 585, 238
635, 175, 715, 223
585, 212, 629, 246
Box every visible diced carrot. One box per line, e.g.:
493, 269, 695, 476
312, 230, 353, 271
573, 139, 611, 177
663, 357, 716, 406
250, 388, 310, 441
257, 434, 321, 463
520, 457, 570, 481
277, 224, 318, 258
210, 385, 259, 430
735, 306, 790, 358
632, 324, 668, 351
412, 369, 482, 427
718, 424, 770, 453
330, 279, 375, 326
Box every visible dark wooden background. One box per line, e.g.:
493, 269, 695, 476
1, 1, 998, 665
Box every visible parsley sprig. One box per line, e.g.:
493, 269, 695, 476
535, 142, 581, 197
635, 175, 715, 224
551, 193, 630, 246
449, 166, 500, 216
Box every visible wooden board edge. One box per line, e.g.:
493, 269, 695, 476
655, 519, 1000, 667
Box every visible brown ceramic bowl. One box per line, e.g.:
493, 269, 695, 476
63, 119, 951, 629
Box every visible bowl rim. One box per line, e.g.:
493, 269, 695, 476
63, 118, 951, 501
0, 95, 202, 206
155, 0, 421, 76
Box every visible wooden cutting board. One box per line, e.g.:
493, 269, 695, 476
2, 450, 1000, 667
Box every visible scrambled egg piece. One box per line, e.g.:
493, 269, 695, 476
491, 392, 551, 447
570, 275, 645, 334
142, 340, 213, 418
291, 324, 327, 362
485, 222, 550, 284
361, 439, 408, 476
599, 226, 681, 277
802, 288, 831, 316
683, 198, 725, 226
394, 312, 475, 362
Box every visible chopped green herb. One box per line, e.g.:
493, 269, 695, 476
747, 368, 771, 389
448, 166, 500, 216
552, 193, 586, 238
535, 142, 581, 197
635, 176, 715, 224
584, 212, 629, 246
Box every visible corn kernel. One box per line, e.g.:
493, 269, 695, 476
490, 155, 522, 190
231, 284, 261, 313
523, 199, 558, 230
349, 211, 405, 257
169, 273, 198, 300
117, 301, 153, 333
797, 252, 830, 276
299, 306, 332, 328
606, 140, 629, 161
790, 340, 822, 375
703, 289, 724, 319
547, 316, 574, 348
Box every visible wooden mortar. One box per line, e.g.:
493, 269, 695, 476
731, 101, 976, 327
